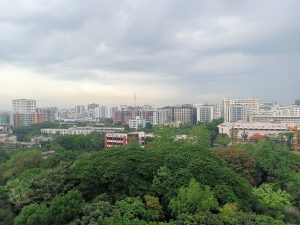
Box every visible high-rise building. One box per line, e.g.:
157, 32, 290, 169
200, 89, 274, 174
158, 107, 174, 124
11, 99, 37, 127
74, 105, 85, 119
36, 107, 57, 122
223, 98, 259, 122
227, 104, 248, 123
196, 105, 214, 122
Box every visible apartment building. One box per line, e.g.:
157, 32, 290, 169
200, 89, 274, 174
11, 99, 37, 127
250, 105, 300, 123
36, 107, 57, 122
223, 98, 259, 122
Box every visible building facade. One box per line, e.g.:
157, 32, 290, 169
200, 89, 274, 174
227, 105, 248, 123
223, 98, 259, 122
11, 99, 37, 127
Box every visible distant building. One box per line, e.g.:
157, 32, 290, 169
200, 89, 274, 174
250, 105, 300, 123
218, 122, 300, 138
75, 105, 85, 119
158, 105, 195, 125
105, 132, 145, 148
36, 107, 57, 122
196, 104, 214, 122
129, 116, 146, 130
158, 107, 174, 124
11, 99, 37, 127
41, 127, 125, 135
0, 112, 10, 125
227, 105, 248, 123
295, 99, 300, 106
173, 104, 195, 124
223, 98, 259, 122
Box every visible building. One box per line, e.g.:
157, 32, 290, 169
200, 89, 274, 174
218, 122, 300, 139
295, 100, 300, 106
0, 112, 10, 125
36, 107, 57, 122
227, 105, 248, 123
128, 116, 146, 130
158, 105, 195, 125
75, 105, 85, 119
173, 104, 195, 124
158, 107, 174, 124
223, 98, 259, 122
95, 106, 110, 119
11, 99, 37, 127
56, 108, 76, 121
250, 105, 300, 123
105, 132, 145, 148
213, 103, 222, 119
41, 127, 125, 135
196, 104, 214, 122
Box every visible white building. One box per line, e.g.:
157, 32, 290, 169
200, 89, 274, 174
223, 98, 259, 122
128, 116, 146, 130
227, 105, 248, 123
41, 127, 125, 135
11, 99, 37, 127
218, 122, 300, 138
196, 105, 214, 122
250, 105, 300, 123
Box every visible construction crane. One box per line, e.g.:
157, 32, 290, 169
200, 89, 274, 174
288, 126, 299, 157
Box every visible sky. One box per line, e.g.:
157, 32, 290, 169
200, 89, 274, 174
0, 0, 300, 109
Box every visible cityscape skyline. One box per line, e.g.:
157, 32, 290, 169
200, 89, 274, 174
1, 0, 300, 109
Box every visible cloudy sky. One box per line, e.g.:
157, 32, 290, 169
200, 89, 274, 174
0, 0, 300, 109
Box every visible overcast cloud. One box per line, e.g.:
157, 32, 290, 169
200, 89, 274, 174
0, 0, 300, 109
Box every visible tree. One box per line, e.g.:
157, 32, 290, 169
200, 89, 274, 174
253, 183, 292, 210
169, 179, 218, 216
14, 203, 49, 225
187, 125, 210, 148
153, 125, 176, 144
49, 190, 85, 225
215, 134, 230, 147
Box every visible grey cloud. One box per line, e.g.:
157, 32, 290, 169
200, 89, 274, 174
0, 0, 300, 104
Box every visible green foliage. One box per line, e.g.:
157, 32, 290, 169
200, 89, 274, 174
72, 195, 114, 225
115, 197, 149, 220
187, 125, 210, 148
14, 203, 49, 225
14, 190, 84, 225
54, 132, 104, 151
7, 168, 42, 208
13, 121, 59, 142
242, 142, 299, 184
219, 203, 239, 224
28, 162, 77, 203
49, 190, 84, 225
215, 134, 230, 146
0, 149, 42, 181
253, 183, 292, 210
202, 118, 224, 146
72, 147, 162, 200
169, 179, 218, 216
1, 127, 298, 225
145, 195, 164, 220
0, 186, 14, 225
153, 125, 176, 144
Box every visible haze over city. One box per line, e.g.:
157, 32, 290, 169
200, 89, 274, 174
1, 0, 300, 109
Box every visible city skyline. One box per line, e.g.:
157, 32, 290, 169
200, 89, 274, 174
1, 0, 300, 109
